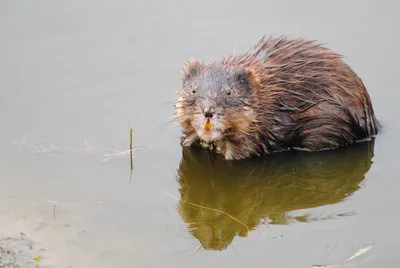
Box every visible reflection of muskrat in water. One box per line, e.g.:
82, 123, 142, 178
174, 35, 379, 160
177, 140, 375, 251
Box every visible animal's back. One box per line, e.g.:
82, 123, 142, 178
220, 36, 379, 152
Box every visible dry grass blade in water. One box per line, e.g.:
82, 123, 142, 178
312, 242, 375, 268
346, 242, 375, 262
129, 126, 134, 183
12, 127, 144, 162
312, 265, 339, 268
164, 193, 250, 232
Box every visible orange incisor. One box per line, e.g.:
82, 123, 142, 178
204, 119, 212, 131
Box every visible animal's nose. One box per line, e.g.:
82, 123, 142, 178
204, 111, 214, 118
202, 103, 215, 118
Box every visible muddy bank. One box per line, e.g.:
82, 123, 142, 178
0, 234, 43, 268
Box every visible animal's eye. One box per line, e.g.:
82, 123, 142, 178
227, 90, 231, 96
192, 90, 196, 94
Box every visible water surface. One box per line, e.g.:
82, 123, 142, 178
1, 0, 399, 267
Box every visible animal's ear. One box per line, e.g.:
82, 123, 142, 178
234, 68, 260, 90
181, 59, 203, 81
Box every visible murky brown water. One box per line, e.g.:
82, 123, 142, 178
1, 1, 399, 267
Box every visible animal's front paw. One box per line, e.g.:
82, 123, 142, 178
181, 139, 192, 147
181, 133, 198, 147
223, 149, 240, 160
200, 140, 211, 149
215, 141, 238, 160
224, 151, 246, 161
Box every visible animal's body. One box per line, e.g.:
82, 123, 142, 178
173, 35, 379, 160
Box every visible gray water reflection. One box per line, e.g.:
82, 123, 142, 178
177, 141, 374, 251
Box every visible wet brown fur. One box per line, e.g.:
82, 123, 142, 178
174, 35, 379, 160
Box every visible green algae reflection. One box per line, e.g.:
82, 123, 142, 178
176, 140, 375, 251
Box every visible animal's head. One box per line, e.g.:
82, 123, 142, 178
174, 59, 259, 143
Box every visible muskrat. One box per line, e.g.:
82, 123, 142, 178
173, 35, 379, 160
